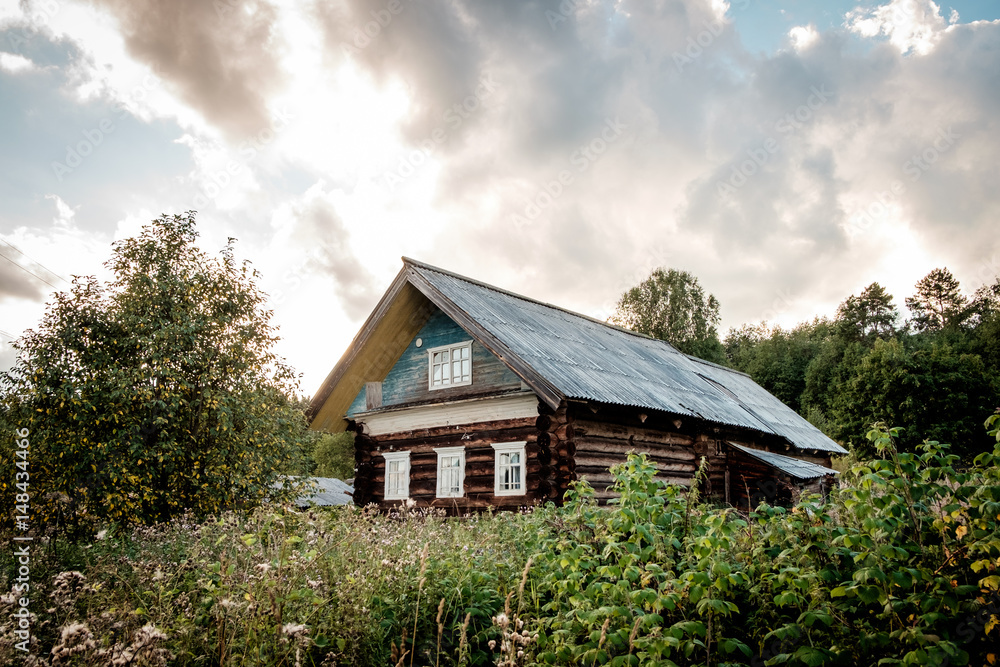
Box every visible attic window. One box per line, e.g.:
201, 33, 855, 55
428, 341, 473, 390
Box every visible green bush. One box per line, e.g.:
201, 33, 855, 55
3, 419, 999, 666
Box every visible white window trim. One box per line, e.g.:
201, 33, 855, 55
434, 445, 466, 498
427, 340, 473, 390
491, 441, 527, 496
382, 450, 410, 501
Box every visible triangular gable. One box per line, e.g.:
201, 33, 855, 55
307, 264, 560, 431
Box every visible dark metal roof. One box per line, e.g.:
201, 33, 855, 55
406, 259, 847, 454
728, 443, 839, 479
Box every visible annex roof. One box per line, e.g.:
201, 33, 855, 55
308, 258, 847, 454
293, 477, 354, 506
727, 443, 840, 480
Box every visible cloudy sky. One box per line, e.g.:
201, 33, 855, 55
1, 0, 998, 395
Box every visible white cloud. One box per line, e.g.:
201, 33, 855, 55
0, 51, 35, 72
788, 25, 819, 50
846, 0, 947, 55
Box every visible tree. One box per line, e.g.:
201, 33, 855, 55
905, 268, 968, 331
835, 282, 898, 342
0, 212, 305, 530
309, 431, 356, 479
725, 318, 832, 413
826, 338, 996, 459
610, 268, 727, 364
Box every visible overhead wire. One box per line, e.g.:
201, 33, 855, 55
0, 238, 70, 286
0, 251, 60, 290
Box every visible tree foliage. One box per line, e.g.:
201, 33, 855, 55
835, 281, 898, 342
308, 431, 355, 479
610, 267, 727, 364
905, 267, 968, 331
726, 269, 1000, 460
0, 212, 304, 530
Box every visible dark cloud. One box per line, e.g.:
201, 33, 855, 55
86, 0, 285, 140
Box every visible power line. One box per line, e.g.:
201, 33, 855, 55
0, 328, 16, 339
0, 238, 70, 285
0, 251, 61, 290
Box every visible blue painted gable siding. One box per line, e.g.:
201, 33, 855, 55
347, 308, 523, 416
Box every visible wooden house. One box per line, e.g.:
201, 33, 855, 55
307, 258, 846, 511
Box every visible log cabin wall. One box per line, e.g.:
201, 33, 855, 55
350, 396, 836, 511
352, 416, 540, 512
566, 403, 735, 503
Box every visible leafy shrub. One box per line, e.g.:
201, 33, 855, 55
3, 418, 999, 666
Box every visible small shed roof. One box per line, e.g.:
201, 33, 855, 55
277, 477, 354, 506
728, 443, 839, 480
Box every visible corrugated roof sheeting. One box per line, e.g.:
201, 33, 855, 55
411, 263, 847, 454
294, 477, 355, 506
728, 443, 839, 479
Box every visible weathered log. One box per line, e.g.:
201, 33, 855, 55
555, 441, 576, 458
572, 420, 694, 445
573, 436, 698, 460
574, 458, 695, 474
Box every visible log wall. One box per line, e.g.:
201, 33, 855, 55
351, 396, 838, 512
352, 415, 540, 512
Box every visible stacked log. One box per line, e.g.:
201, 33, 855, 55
535, 402, 575, 504
352, 430, 378, 505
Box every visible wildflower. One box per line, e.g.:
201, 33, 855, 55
281, 623, 309, 639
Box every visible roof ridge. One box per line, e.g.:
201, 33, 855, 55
401, 256, 676, 346
685, 353, 751, 378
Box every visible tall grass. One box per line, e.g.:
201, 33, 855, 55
3, 422, 1000, 666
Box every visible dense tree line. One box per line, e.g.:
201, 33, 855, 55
725, 270, 1000, 459
613, 267, 999, 460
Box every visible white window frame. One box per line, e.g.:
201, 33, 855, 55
382, 450, 410, 501
492, 441, 527, 496
427, 341, 473, 390
434, 445, 466, 498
